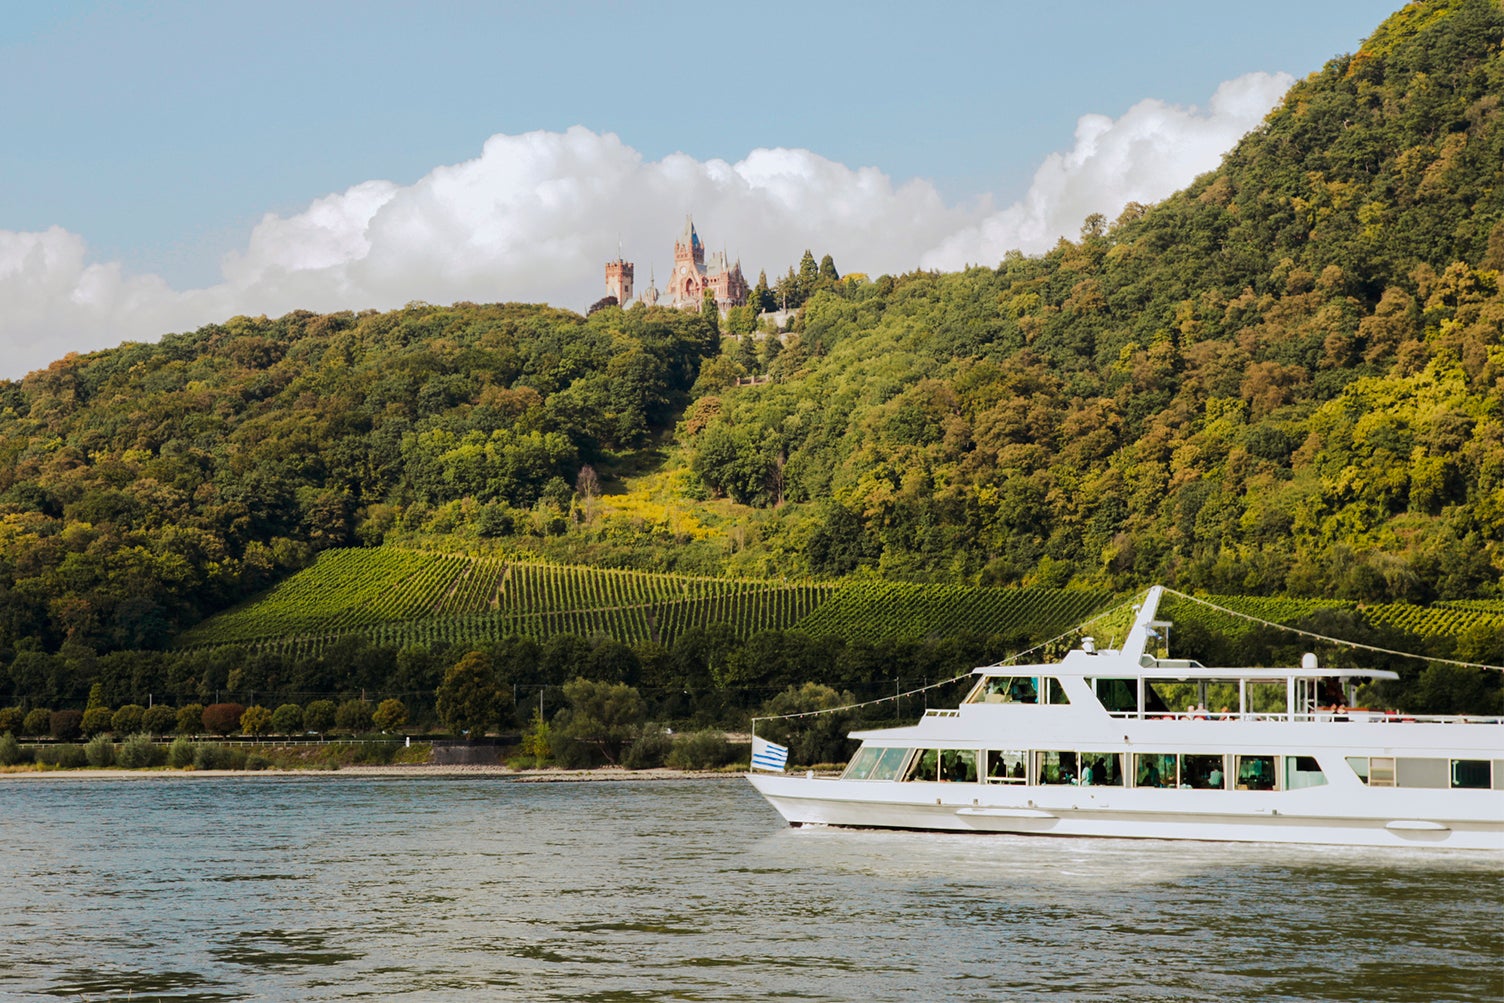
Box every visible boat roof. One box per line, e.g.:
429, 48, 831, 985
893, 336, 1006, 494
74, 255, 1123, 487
972, 587, 1400, 681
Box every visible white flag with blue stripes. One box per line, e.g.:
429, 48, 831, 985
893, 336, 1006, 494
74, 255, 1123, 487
750, 735, 789, 772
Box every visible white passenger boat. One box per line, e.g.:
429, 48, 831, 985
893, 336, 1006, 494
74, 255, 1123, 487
748, 587, 1504, 849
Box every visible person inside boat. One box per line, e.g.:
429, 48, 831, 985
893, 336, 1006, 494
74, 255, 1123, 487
1139, 759, 1162, 787
1208, 764, 1224, 787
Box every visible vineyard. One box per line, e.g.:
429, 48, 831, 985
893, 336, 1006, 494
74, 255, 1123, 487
177, 547, 1502, 663
179, 547, 840, 653
794, 581, 1115, 645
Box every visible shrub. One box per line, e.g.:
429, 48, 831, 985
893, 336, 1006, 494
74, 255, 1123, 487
167, 737, 196, 768
202, 703, 246, 736
271, 703, 303, 735
112, 704, 146, 734
622, 726, 673, 770
50, 709, 84, 742
335, 699, 374, 735
0, 731, 25, 766
240, 705, 273, 737
245, 754, 270, 771
85, 734, 116, 768
38, 744, 87, 768
666, 731, 733, 771
304, 700, 337, 734
81, 706, 115, 737
372, 698, 408, 732
117, 733, 161, 769
23, 708, 52, 738
0, 707, 24, 735
142, 704, 177, 735
193, 743, 226, 770
176, 703, 205, 735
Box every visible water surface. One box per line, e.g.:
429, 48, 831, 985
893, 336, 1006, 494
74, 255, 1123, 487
0, 776, 1498, 1001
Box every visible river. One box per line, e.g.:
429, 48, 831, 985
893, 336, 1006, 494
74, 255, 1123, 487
0, 775, 1498, 1001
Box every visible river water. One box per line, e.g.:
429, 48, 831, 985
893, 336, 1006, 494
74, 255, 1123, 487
0, 775, 1498, 1002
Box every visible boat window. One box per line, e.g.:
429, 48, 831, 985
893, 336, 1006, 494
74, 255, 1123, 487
903, 749, 938, 782
1094, 678, 1138, 714
1079, 752, 1123, 786
1135, 753, 1177, 788
1035, 750, 1078, 785
975, 676, 1039, 704
1347, 755, 1401, 785
869, 746, 911, 782
1284, 756, 1327, 789
940, 749, 978, 783
1496, 760, 1504, 791
986, 749, 1027, 784
1181, 754, 1226, 789
1046, 678, 1070, 705
842, 746, 883, 780
1451, 759, 1492, 790
1396, 757, 1448, 789
1234, 755, 1277, 790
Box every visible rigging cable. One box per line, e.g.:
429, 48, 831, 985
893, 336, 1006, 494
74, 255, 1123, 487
1161, 588, 1504, 672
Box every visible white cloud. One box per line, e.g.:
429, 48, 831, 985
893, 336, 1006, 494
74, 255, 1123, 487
922, 71, 1294, 267
0, 73, 1292, 381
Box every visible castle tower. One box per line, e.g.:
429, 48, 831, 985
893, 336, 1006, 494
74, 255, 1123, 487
642, 266, 659, 306
669, 215, 706, 307
605, 256, 634, 305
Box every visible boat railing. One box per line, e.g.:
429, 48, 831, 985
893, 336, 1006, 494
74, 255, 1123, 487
1105, 710, 1504, 725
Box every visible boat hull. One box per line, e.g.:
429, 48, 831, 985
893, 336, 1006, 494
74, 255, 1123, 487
747, 773, 1504, 850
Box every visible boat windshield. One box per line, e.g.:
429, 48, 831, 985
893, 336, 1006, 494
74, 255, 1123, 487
969, 676, 1069, 705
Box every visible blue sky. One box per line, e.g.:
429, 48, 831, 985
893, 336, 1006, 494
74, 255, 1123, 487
1, 0, 1402, 377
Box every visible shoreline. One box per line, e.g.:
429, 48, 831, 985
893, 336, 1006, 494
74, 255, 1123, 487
0, 764, 748, 783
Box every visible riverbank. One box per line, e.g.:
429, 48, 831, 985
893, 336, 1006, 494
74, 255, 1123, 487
0, 763, 748, 782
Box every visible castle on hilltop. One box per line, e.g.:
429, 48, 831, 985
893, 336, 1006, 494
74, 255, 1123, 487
605, 216, 748, 312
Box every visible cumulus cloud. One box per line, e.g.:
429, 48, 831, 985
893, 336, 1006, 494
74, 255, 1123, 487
0, 72, 1292, 380
922, 71, 1293, 268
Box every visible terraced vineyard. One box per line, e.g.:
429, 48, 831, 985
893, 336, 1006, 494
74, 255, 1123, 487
793, 581, 1115, 645
177, 546, 1500, 663
179, 547, 839, 653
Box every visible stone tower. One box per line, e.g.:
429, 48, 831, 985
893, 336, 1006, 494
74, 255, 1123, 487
605, 256, 634, 305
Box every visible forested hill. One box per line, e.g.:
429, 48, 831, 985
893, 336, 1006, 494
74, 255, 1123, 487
685, 0, 1503, 595
0, 304, 720, 653
0, 0, 1501, 671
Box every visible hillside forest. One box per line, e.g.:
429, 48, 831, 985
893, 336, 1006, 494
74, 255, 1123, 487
0, 0, 1500, 726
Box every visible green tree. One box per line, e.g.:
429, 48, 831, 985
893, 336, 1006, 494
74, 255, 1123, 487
335, 698, 374, 734
81, 706, 114, 737
111, 704, 146, 734
797, 250, 819, 300
304, 699, 337, 734
22, 708, 51, 738
555, 677, 646, 765
271, 703, 304, 735
176, 703, 205, 735
436, 651, 506, 738
142, 704, 176, 735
